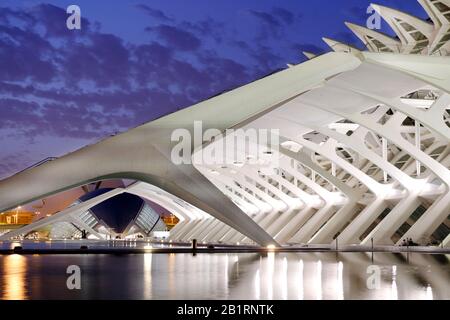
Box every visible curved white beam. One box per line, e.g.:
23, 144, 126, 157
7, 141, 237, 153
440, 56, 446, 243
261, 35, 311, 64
1, 53, 361, 246
371, 4, 434, 54
0, 188, 124, 240
345, 22, 401, 53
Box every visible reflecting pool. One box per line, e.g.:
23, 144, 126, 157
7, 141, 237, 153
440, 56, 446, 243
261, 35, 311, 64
0, 252, 448, 300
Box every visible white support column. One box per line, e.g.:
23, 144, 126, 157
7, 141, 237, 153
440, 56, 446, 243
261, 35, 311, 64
212, 225, 234, 243
223, 211, 280, 244
337, 197, 387, 245
196, 219, 222, 241
443, 233, 450, 247
308, 202, 360, 244
275, 207, 316, 243
288, 204, 336, 244
265, 210, 298, 237
400, 191, 450, 245
361, 194, 422, 245
69, 215, 105, 240
415, 121, 422, 177
189, 218, 219, 241
382, 137, 388, 183
202, 221, 229, 243
179, 218, 211, 242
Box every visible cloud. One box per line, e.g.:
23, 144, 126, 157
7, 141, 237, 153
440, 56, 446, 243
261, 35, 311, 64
136, 4, 173, 22
247, 10, 282, 29
0, 3, 301, 176
244, 7, 302, 43
246, 7, 299, 30
146, 24, 201, 51
179, 18, 226, 43
272, 7, 296, 25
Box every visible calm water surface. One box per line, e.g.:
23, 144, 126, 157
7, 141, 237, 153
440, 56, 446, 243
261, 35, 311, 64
0, 252, 448, 300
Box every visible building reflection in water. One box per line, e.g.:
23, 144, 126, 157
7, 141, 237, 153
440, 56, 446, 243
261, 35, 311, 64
298, 260, 304, 300
337, 262, 344, 300
267, 252, 274, 300
168, 253, 175, 298
282, 257, 288, 300
426, 285, 433, 300
2, 254, 27, 300
316, 261, 322, 300
0, 252, 446, 300
228, 253, 447, 300
143, 253, 152, 300
391, 266, 398, 300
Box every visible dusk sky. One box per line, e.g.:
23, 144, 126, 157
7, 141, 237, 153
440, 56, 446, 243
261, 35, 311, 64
0, 0, 427, 179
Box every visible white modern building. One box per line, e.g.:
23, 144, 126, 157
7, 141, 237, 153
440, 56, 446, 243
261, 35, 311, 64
1, 1, 449, 247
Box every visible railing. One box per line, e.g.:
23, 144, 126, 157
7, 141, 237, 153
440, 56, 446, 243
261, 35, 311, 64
15, 157, 58, 175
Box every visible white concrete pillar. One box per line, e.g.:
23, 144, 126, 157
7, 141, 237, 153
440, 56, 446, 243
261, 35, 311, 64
289, 205, 336, 244
308, 202, 360, 244
400, 191, 450, 245
337, 197, 387, 245
361, 193, 422, 245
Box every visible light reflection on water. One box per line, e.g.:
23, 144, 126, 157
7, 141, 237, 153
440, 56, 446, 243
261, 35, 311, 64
2, 255, 27, 300
0, 252, 448, 300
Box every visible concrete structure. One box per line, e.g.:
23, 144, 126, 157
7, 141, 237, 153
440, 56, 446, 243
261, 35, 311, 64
37, 189, 168, 240
0, 1, 449, 247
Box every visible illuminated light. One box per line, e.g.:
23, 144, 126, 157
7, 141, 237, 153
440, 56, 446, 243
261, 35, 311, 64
282, 257, 288, 300
254, 269, 260, 300
426, 285, 433, 300
298, 260, 304, 300
337, 261, 344, 300
236, 242, 240, 246
143, 252, 152, 299
266, 244, 276, 251
144, 245, 153, 250
267, 252, 275, 300
316, 261, 323, 300
10, 242, 21, 249
391, 266, 398, 300
3, 254, 26, 300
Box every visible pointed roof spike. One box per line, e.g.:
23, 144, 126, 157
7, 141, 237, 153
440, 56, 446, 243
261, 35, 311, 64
370, 3, 435, 45
302, 52, 317, 60
322, 37, 361, 53
417, 0, 443, 27
345, 21, 401, 53
418, 0, 450, 53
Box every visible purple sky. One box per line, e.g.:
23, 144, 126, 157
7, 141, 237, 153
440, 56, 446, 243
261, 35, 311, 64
0, 0, 426, 179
